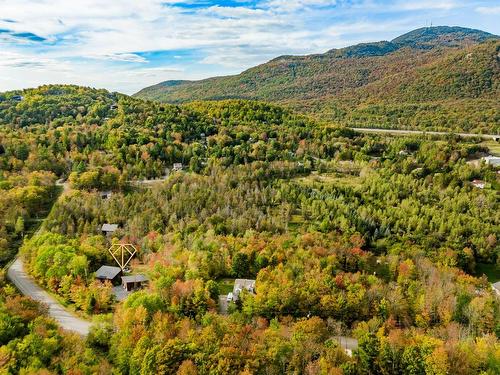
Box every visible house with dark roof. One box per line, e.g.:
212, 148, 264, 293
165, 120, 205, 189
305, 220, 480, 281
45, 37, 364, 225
121, 274, 148, 291
95, 265, 122, 284
100, 191, 112, 200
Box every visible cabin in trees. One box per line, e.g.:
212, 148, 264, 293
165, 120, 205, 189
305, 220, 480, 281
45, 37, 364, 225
228, 279, 256, 302
12, 95, 24, 102
95, 265, 122, 284
121, 274, 148, 291
100, 191, 112, 200
101, 223, 118, 236
483, 156, 500, 167
172, 163, 183, 171
471, 180, 486, 189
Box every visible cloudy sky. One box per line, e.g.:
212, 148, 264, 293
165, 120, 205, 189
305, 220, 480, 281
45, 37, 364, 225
0, 0, 499, 94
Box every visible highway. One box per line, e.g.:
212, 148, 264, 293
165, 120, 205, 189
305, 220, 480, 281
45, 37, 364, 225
350, 128, 500, 140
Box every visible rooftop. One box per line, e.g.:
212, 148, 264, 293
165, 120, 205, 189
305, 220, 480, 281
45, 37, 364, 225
121, 274, 149, 283
101, 223, 119, 232
95, 265, 121, 280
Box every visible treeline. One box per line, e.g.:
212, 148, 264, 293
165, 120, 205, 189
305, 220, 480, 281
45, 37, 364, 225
0, 280, 111, 373
0, 170, 57, 266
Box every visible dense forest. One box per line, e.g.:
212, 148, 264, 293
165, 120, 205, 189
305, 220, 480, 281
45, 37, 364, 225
136, 27, 500, 134
0, 85, 499, 374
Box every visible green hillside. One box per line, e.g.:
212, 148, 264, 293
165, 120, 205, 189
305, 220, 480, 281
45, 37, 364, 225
135, 26, 500, 133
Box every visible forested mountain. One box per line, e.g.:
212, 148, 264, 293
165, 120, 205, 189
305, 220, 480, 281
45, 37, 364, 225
136, 26, 500, 133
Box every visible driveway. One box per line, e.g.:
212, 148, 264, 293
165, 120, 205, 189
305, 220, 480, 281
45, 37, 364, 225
7, 258, 91, 336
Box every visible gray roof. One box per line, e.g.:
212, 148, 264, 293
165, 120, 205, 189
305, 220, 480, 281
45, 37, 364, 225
492, 281, 500, 292
121, 274, 148, 283
95, 265, 121, 279
101, 223, 118, 232
483, 156, 500, 167
233, 279, 256, 299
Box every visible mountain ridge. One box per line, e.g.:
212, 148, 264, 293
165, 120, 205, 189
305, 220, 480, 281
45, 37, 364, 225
134, 26, 500, 133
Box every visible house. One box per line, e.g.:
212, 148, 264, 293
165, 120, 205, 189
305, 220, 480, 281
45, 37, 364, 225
483, 156, 500, 167
228, 279, 256, 302
101, 223, 118, 236
492, 282, 500, 296
121, 274, 148, 291
172, 163, 183, 171
12, 95, 23, 102
100, 191, 112, 200
95, 265, 122, 284
471, 180, 486, 189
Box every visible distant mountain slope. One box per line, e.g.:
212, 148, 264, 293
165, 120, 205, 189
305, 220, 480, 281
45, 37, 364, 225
135, 26, 500, 133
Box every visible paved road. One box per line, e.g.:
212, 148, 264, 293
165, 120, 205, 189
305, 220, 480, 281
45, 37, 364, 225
7, 258, 91, 336
351, 128, 500, 140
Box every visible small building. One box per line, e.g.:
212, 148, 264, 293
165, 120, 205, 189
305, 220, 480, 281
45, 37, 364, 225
101, 223, 118, 236
229, 279, 256, 302
110, 103, 118, 110
95, 265, 122, 284
471, 180, 486, 189
492, 281, 500, 296
12, 95, 24, 102
100, 191, 112, 200
483, 156, 500, 167
172, 163, 183, 171
121, 274, 148, 291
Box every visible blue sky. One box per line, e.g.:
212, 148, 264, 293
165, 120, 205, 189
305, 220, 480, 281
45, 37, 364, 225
0, 0, 499, 94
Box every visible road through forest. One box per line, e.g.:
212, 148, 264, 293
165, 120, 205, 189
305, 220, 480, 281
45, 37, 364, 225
7, 258, 92, 336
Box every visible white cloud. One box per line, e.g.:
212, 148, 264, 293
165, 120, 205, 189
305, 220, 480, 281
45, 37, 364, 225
475, 6, 500, 15
88, 53, 148, 63
392, 0, 459, 11
0, 0, 497, 94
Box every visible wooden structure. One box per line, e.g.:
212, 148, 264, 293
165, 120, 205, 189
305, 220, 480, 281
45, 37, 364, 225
108, 243, 138, 271
121, 274, 148, 291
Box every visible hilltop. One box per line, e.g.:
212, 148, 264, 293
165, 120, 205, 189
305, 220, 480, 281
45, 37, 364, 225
135, 26, 500, 133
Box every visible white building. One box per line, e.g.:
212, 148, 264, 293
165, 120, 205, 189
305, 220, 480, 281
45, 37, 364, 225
483, 156, 500, 167
228, 279, 256, 302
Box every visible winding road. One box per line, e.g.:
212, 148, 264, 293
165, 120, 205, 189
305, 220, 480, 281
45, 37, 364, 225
6, 179, 91, 336
7, 258, 91, 336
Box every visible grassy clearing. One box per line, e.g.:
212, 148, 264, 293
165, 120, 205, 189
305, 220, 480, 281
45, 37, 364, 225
475, 263, 500, 283
481, 140, 500, 156
294, 171, 363, 189
217, 279, 235, 295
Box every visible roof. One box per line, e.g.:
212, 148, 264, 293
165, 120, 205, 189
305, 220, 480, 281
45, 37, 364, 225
95, 265, 121, 279
483, 156, 500, 167
101, 223, 118, 232
233, 279, 256, 296
121, 274, 148, 283
492, 281, 500, 293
